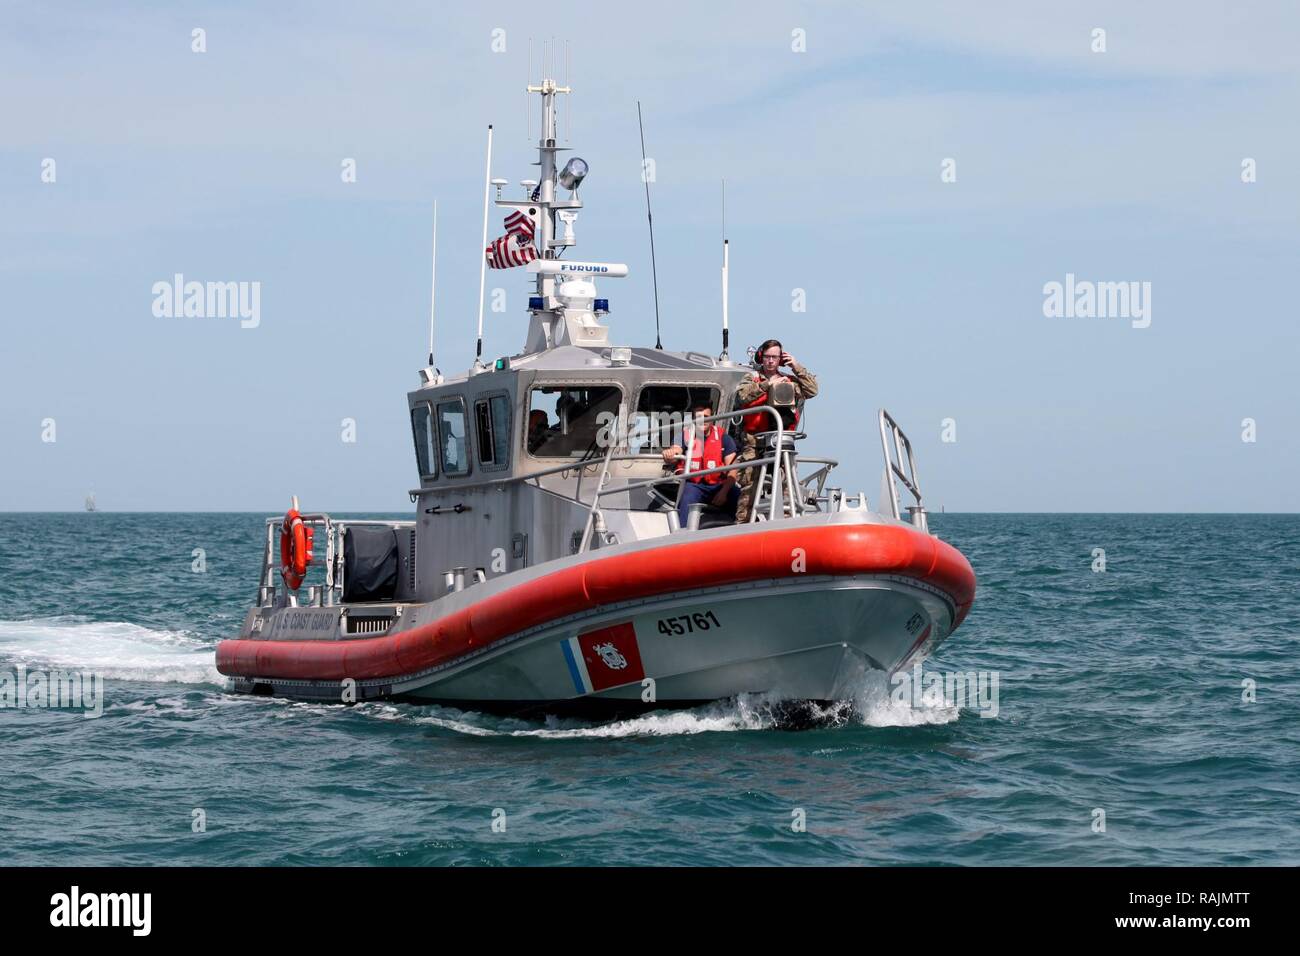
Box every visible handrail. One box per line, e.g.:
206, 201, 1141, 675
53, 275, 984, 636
258, 515, 414, 608
797, 457, 838, 504
401, 402, 832, 550
878, 408, 925, 528
585, 406, 790, 517
408, 454, 629, 497
406, 403, 794, 498
565, 405, 790, 550
577, 441, 617, 552
591, 454, 781, 500
663, 405, 783, 522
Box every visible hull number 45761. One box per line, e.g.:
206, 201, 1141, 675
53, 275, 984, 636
657, 611, 721, 636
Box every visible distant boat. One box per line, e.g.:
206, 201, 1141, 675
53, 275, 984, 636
85, 494, 97, 512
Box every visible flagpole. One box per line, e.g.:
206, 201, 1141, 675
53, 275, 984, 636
475, 125, 494, 369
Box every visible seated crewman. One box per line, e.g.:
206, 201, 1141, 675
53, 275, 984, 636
660, 399, 739, 527
527, 409, 550, 453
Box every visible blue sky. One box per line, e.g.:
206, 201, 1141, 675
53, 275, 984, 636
2, 0, 1297, 511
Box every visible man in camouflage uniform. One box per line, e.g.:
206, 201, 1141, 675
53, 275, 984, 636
732, 338, 818, 523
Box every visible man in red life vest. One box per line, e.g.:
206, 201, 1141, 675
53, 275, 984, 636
527, 409, 549, 453
661, 398, 739, 527
732, 338, 818, 522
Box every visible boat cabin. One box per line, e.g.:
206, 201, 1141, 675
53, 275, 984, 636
403, 343, 756, 601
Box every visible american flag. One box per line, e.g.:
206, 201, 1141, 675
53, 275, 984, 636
486, 208, 537, 269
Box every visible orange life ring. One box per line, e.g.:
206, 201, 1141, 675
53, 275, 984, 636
279, 507, 313, 591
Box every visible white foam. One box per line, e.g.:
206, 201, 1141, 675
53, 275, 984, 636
362, 698, 775, 738
350, 673, 959, 739
0, 617, 222, 685
847, 670, 962, 727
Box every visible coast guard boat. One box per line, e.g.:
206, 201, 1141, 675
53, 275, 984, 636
216, 73, 976, 719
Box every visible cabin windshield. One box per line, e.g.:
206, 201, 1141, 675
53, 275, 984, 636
411, 403, 437, 478
527, 385, 622, 458
475, 394, 511, 471
437, 399, 469, 476
629, 385, 722, 455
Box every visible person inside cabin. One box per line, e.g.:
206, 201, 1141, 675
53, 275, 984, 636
527, 409, 550, 453
732, 339, 818, 523
661, 398, 739, 527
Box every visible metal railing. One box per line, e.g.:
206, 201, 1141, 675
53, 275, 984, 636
257, 514, 416, 608
257, 412, 934, 608
399, 400, 876, 558
878, 408, 926, 530
575, 404, 809, 549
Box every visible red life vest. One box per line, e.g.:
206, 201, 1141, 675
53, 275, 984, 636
739, 373, 800, 433
677, 425, 727, 484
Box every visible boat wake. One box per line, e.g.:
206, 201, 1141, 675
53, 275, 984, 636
0, 616, 223, 686
356, 671, 959, 739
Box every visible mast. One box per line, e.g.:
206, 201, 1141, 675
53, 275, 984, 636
485, 58, 627, 356
525, 76, 568, 301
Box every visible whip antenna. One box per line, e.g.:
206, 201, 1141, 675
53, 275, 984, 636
720, 179, 729, 361
475, 125, 494, 369
427, 200, 439, 370
637, 101, 663, 350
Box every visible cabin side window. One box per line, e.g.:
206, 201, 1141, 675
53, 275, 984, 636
411, 402, 437, 478
436, 398, 470, 476
475, 393, 511, 471
526, 384, 622, 458
629, 385, 722, 455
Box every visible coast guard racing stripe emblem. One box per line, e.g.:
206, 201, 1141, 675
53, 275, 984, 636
562, 622, 645, 694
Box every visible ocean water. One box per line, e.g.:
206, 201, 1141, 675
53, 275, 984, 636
1, 512, 1296, 866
